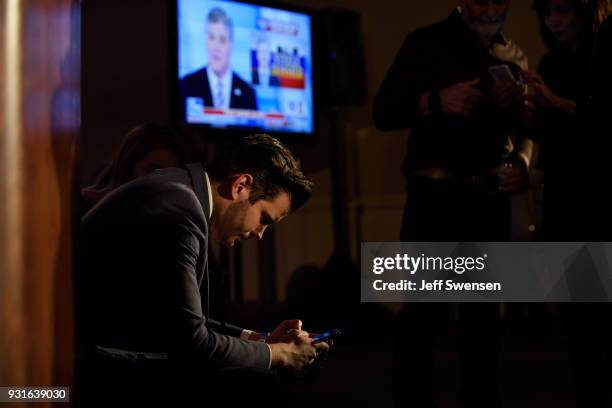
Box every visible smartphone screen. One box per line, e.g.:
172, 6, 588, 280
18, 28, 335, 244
488, 64, 516, 83
312, 329, 341, 343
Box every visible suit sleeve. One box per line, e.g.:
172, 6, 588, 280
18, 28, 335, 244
157, 203, 270, 369
206, 319, 245, 338
373, 31, 435, 131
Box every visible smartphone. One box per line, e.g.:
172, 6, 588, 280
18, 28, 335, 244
488, 64, 516, 83
312, 329, 341, 343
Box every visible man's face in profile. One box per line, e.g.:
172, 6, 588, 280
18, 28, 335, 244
207, 21, 232, 77
211, 190, 291, 247
460, 0, 510, 38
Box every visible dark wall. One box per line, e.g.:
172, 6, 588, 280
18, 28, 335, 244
82, 0, 171, 186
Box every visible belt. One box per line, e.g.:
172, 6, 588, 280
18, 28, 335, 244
408, 167, 499, 192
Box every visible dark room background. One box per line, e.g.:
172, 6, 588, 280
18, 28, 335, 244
82, 0, 546, 304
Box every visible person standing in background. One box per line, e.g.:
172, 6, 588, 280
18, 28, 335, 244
374, 1, 532, 406
525, 1, 612, 406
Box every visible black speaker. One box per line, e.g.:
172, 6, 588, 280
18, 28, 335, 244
318, 8, 367, 107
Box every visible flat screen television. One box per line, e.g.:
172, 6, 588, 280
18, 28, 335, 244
173, 0, 316, 139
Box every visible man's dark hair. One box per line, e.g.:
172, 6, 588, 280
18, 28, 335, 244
206, 134, 313, 211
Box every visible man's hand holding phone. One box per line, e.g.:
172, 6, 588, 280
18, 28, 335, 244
268, 329, 329, 371
492, 79, 523, 109
266, 319, 303, 344
438, 78, 485, 117
488, 65, 524, 109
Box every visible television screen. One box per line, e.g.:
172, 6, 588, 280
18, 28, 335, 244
176, 0, 315, 136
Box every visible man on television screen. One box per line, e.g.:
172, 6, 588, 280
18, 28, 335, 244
180, 7, 257, 118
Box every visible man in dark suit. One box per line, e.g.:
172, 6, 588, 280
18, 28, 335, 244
79, 134, 327, 406
179, 7, 257, 120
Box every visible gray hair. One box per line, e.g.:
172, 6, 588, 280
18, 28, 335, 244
207, 7, 233, 40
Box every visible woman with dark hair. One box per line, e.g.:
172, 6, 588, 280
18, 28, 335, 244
524, 0, 612, 241
526, 2, 612, 407
81, 123, 187, 214
525, 0, 612, 240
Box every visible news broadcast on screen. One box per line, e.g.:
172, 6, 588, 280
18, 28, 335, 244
177, 0, 314, 135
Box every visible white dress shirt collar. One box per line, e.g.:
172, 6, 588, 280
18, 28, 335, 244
204, 171, 213, 220
206, 67, 232, 110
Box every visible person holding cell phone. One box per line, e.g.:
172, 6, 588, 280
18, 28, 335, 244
79, 134, 329, 407
373, 1, 533, 407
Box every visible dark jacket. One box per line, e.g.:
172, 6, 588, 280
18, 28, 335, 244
534, 16, 612, 240
179, 67, 257, 120
373, 10, 523, 177
80, 163, 270, 370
